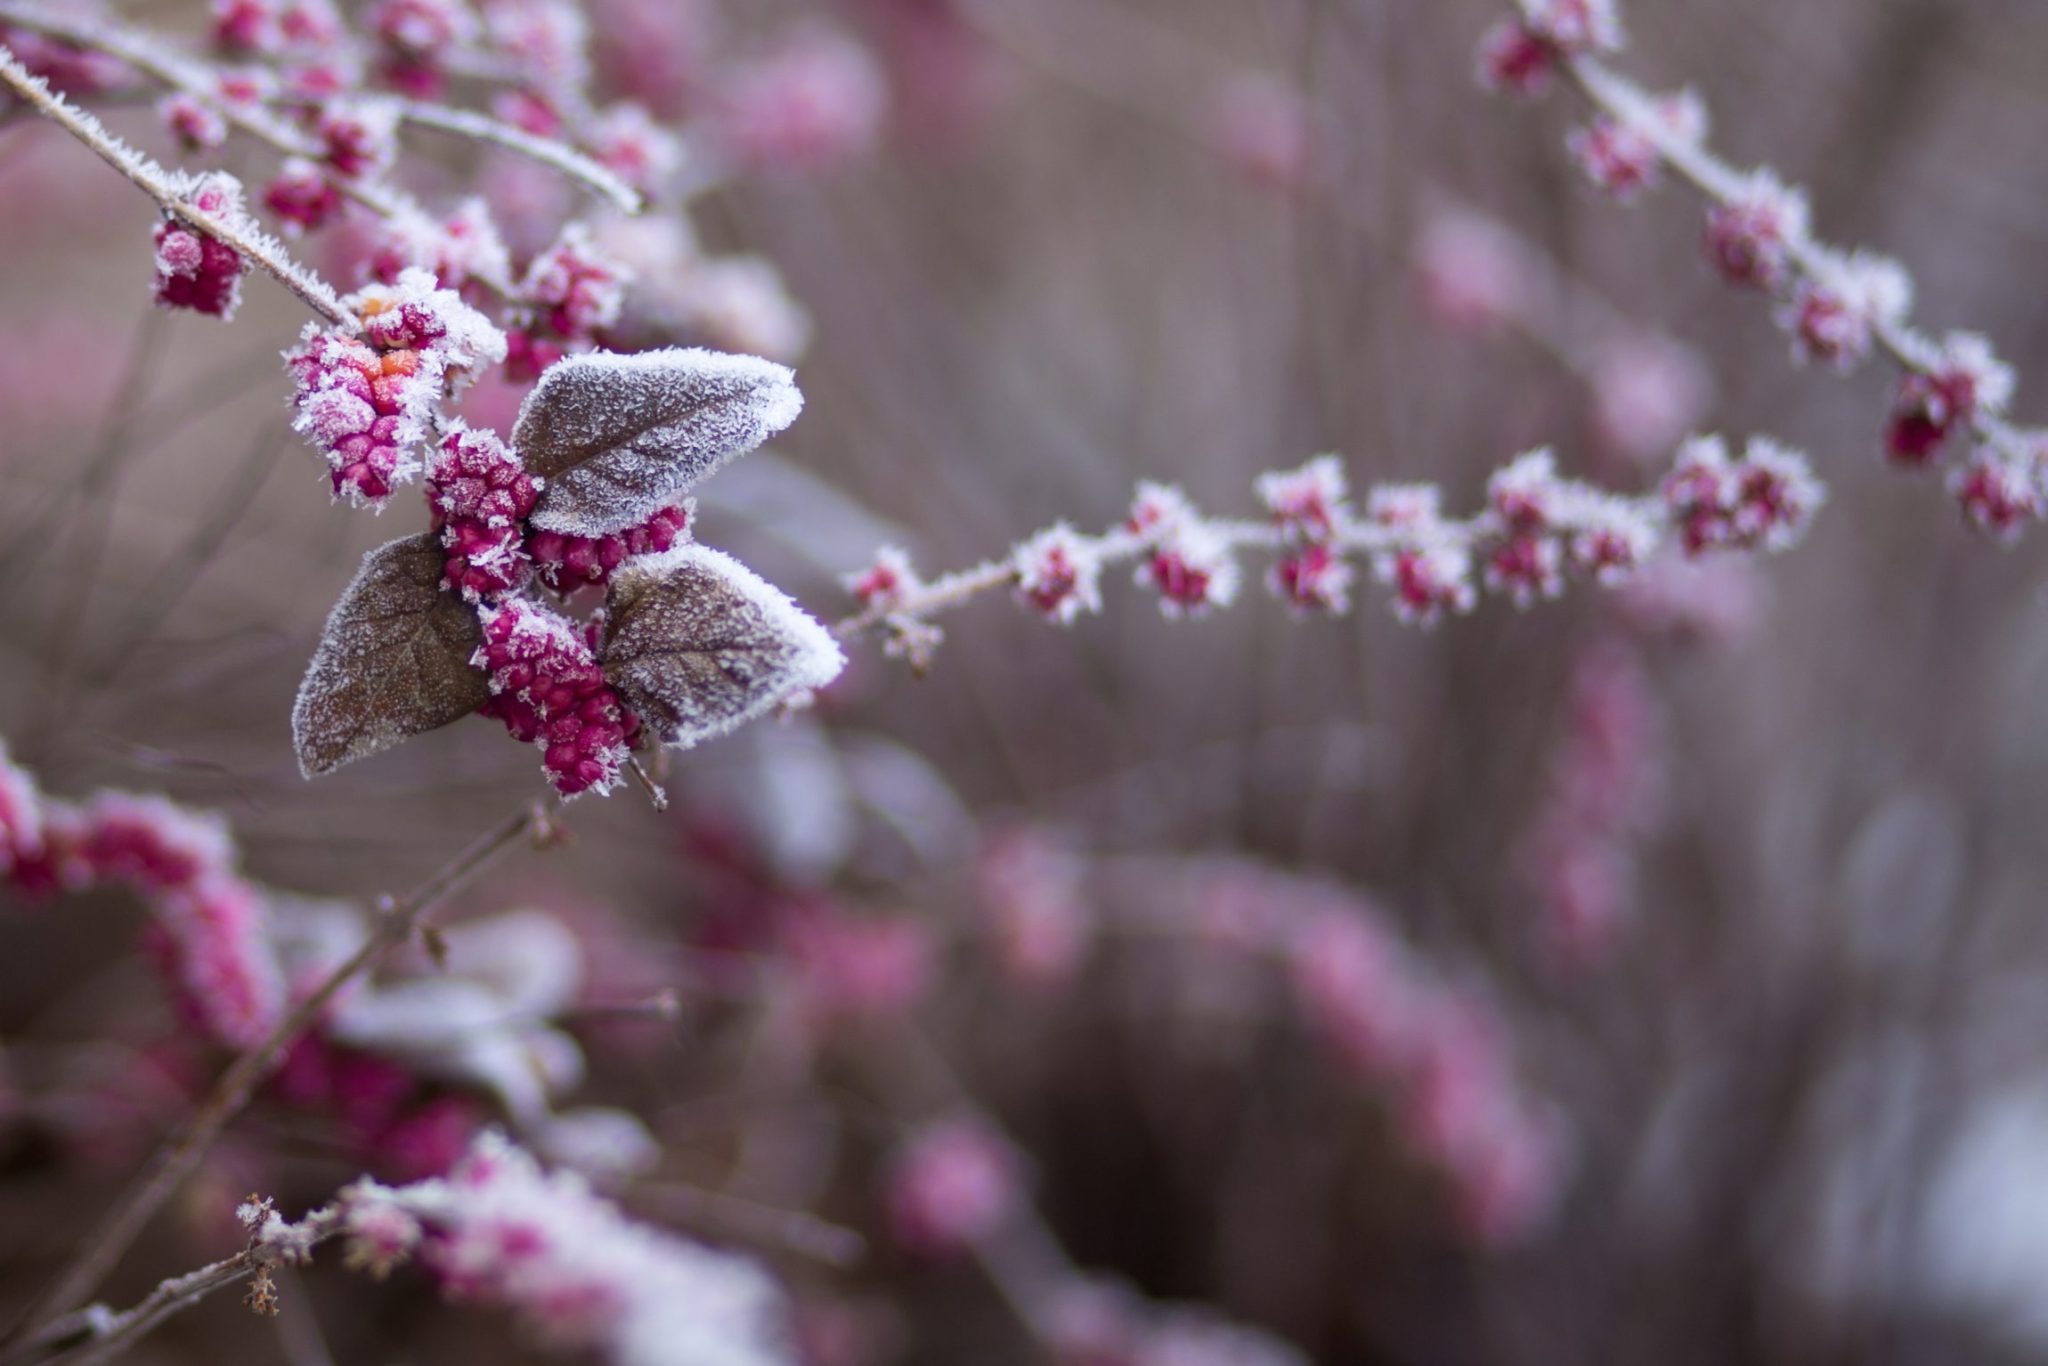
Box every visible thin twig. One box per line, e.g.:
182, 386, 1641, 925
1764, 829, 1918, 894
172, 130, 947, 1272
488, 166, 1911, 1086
388, 99, 642, 215
2, 800, 558, 1356
0, 45, 354, 328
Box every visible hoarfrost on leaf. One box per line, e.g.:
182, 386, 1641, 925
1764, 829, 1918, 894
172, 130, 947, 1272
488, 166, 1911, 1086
293, 533, 491, 776
599, 544, 845, 750
514, 348, 804, 536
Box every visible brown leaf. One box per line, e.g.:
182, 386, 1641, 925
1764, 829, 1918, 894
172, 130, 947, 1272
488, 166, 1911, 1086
292, 533, 490, 777
600, 545, 845, 749
513, 348, 803, 537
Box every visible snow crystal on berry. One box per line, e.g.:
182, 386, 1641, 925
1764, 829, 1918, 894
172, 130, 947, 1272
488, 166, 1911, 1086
1256, 456, 1349, 541
353, 267, 508, 374
317, 99, 400, 179
1376, 539, 1478, 626
1662, 435, 1822, 554
287, 329, 441, 504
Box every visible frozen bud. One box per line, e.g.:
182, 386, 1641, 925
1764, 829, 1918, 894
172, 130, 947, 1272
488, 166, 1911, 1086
528, 503, 692, 594
1415, 210, 1536, 335
1488, 448, 1565, 532
1376, 539, 1477, 626
1125, 481, 1198, 536
1366, 483, 1445, 530
519, 223, 629, 344
1485, 534, 1567, 606
1886, 333, 2015, 466
369, 0, 478, 92
1271, 543, 1355, 615
277, 1, 345, 49
1476, 20, 1559, 97
160, 94, 228, 152
590, 103, 683, 196
1781, 250, 1911, 371
1728, 437, 1823, 551
842, 545, 919, 610
1661, 435, 1737, 554
1566, 91, 1703, 200
153, 174, 249, 320
1568, 497, 1659, 582
1256, 455, 1349, 541
1012, 524, 1103, 625
317, 100, 401, 180
885, 1121, 1020, 1258
1950, 451, 2043, 541
341, 1192, 422, 1279
1207, 74, 1311, 192
213, 0, 281, 54
715, 26, 888, 173
263, 158, 342, 235
1139, 521, 1240, 619
1703, 171, 1809, 290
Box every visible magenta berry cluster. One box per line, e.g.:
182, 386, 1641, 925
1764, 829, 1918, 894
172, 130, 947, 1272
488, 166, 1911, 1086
152, 174, 250, 319
474, 599, 641, 797
0, 747, 284, 1051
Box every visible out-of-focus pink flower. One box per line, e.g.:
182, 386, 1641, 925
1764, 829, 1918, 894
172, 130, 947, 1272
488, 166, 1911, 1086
714, 26, 888, 173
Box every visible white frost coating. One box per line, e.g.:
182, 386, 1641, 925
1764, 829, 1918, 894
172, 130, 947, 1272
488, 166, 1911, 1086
346, 1131, 791, 1366
601, 544, 846, 751
515, 348, 804, 537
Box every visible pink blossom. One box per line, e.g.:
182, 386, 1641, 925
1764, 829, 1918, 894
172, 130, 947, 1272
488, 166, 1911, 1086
1207, 75, 1311, 192
1255, 455, 1348, 541
842, 545, 920, 611
1950, 452, 2043, 541
1270, 542, 1355, 615
1414, 210, 1537, 336
1780, 251, 1912, 371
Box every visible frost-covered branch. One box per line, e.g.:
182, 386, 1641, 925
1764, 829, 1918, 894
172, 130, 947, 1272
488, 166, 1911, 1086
834, 434, 1820, 668
1481, 0, 2047, 537
0, 44, 354, 328
8, 794, 559, 1351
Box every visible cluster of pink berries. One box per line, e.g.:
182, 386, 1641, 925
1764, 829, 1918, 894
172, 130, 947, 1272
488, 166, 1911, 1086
474, 599, 642, 797
1486, 0, 2047, 540
844, 437, 1818, 648
286, 270, 507, 503
152, 173, 252, 319
0, 744, 284, 1051
505, 224, 629, 382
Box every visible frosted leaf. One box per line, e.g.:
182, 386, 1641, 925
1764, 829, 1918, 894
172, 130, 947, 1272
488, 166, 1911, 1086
293, 534, 491, 776
600, 545, 845, 750
515, 348, 803, 536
